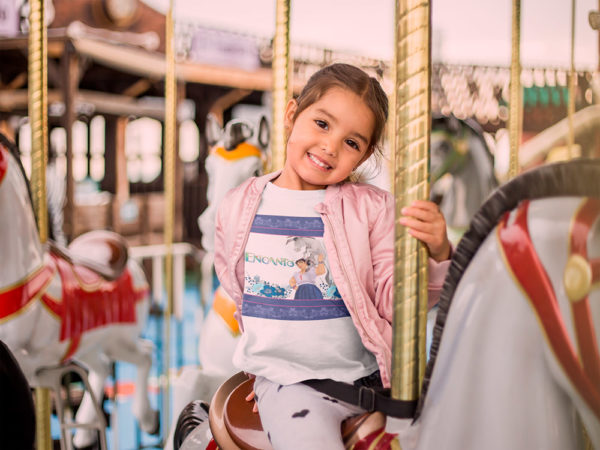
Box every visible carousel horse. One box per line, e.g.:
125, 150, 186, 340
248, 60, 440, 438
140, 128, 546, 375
197, 113, 269, 371
0, 136, 158, 448
164, 114, 269, 450
175, 159, 600, 449
430, 114, 498, 243
401, 158, 600, 449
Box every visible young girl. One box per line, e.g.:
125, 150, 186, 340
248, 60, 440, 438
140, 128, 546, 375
214, 63, 451, 449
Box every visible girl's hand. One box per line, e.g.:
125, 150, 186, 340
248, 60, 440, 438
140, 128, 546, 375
399, 200, 451, 262
245, 389, 259, 413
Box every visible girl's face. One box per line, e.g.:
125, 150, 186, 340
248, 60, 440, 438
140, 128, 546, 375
275, 87, 375, 190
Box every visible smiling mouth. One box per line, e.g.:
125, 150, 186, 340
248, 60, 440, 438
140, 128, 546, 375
307, 153, 332, 170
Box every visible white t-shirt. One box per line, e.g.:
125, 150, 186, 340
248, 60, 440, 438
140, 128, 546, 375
232, 182, 378, 385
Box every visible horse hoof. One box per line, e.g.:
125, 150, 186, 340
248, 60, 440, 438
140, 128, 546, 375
73, 439, 101, 450
148, 409, 160, 436
174, 401, 210, 450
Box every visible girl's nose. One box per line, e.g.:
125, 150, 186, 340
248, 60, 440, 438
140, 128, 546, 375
322, 139, 338, 157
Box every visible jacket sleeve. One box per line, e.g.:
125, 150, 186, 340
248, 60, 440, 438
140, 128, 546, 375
427, 255, 451, 309
214, 195, 233, 300
370, 192, 395, 323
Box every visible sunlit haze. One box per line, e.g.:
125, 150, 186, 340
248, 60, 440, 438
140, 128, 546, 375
143, 0, 599, 69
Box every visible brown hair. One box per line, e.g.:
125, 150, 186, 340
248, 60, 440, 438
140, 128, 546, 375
292, 63, 389, 163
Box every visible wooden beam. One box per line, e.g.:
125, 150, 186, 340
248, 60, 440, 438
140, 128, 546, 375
62, 43, 79, 241
0, 120, 15, 141
0, 34, 65, 57
0, 72, 27, 90
122, 78, 152, 97
0, 89, 185, 120
174, 81, 186, 242
208, 88, 252, 125
114, 117, 129, 205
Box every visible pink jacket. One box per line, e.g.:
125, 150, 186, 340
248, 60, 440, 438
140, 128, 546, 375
214, 171, 450, 388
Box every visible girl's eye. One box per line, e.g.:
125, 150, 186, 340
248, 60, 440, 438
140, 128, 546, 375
345, 139, 360, 151
315, 120, 328, 130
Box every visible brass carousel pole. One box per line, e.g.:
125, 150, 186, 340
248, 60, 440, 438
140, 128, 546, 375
270, 0, 291, 172
508, 0, 522, 179
391, 0, 431, 401
29, 0, 51, 448
567, 0, 576, 158
163, 0, 177, 439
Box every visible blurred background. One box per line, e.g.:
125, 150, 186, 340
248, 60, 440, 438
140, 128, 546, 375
0, 0, 598, 448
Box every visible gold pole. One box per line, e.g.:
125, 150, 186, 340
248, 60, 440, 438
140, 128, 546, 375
508, 0, 522, 179
29, 0, 48, 242
391, 0, 431, 401
567, 0, 576, 159
29, 0, 51, 448
163, 0, 176, 439
270, 0, 291, 172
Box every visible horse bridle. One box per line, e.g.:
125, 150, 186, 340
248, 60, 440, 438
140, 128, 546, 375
497, 198, 600, 421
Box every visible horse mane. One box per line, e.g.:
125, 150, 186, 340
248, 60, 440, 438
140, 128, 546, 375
415, 158, 600, 419
0, 132, 38, 232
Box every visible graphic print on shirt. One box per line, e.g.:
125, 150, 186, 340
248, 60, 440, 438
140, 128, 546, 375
243, 214, 349, 320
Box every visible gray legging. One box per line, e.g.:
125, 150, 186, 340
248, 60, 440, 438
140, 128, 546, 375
253, 376, 366, 449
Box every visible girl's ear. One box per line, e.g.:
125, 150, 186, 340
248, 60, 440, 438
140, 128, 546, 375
284, 99, 298, 129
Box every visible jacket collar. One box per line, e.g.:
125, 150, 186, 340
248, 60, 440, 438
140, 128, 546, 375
250, 170, 342, 206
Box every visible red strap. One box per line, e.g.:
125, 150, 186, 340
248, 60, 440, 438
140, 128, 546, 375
592, 258, 600, 284
0, 264, 54, 320
0, 146, 7, 186
569, 198, 600, 388
497, 200, 600, 420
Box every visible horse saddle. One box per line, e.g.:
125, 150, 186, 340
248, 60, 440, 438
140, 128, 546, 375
50, 230, 129, 281
208, 372, 386, 450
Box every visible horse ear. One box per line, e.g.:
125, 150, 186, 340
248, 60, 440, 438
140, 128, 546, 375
223, 120, 253, 151
448, 115, 462, 134
256, 116, 270, 150
205, 113, 223, 147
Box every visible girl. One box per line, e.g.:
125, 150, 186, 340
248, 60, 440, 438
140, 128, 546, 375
214, 63, 451, 449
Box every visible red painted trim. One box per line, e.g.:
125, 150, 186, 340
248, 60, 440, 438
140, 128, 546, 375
569, 198, 600, 388
0, 146, 7, 186
498, 200, 600, 421
352, 427, 397, 450
592, 258, 600, 284
61, 337, 81, 363
0, 264, 54, 319
40, 293, 62, 318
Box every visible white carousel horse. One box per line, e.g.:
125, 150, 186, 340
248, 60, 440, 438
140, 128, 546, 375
196, 113, 268, 370
175, 159, 600, 450
430, 114, 498, 243
0, 137, 158, 448
164, 115, 269, 450
398, 159, 600, 449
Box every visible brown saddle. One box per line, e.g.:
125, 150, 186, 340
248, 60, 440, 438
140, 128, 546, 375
49, 230, 129, 281
208, 372, 386, 450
